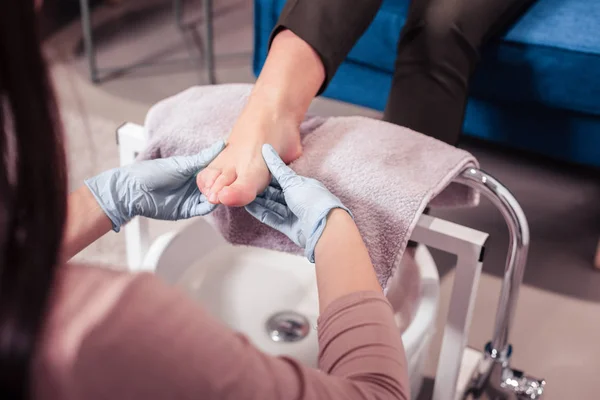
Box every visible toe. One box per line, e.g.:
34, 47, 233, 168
209, 169, 237, 203
197, 168, 222, 196
219, 180, 258, 207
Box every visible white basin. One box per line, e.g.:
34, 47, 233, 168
146, 218, 440, 398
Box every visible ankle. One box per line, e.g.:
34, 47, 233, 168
246, 85, 306, 127
235, 97, 301, 141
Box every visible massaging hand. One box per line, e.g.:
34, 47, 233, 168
245, 144, 351, 262
85, 141, 226, 232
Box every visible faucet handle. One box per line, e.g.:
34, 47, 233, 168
502, 368, 545, 399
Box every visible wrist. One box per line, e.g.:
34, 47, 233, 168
324, 208, 354, 227
307, 208, 353, 262
83, 176, 127, 232
61, 186, 114, 261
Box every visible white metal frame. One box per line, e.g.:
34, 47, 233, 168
117, 123, 489, 400
412, 216, 488, 399
117, 123, 152, 270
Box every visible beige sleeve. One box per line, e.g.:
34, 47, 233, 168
71, 274, 410, 400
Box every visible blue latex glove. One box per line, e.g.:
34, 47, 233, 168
245, 144, 352, 263
85, 141, 226, 232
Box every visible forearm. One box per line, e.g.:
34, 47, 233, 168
312, 211, 408, 397
61, 186, 113, 261
71, 274, 408, 400
314, 209, 382, 313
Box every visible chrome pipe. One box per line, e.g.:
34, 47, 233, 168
456, 168, 529, 355
456, 168, 544, 399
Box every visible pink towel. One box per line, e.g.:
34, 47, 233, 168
140, 84, 479, 290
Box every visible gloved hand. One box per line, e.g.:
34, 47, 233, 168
85, 140, 226, 232
245, 144, 352, 263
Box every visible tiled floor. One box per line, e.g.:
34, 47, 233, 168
46, 0, 600, 398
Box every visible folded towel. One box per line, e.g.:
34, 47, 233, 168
140, 84, 479, 290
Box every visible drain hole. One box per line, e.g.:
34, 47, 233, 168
266, 311, 310, 343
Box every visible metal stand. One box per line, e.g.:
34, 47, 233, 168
79, 0, 216, 84
202, 0, 215, 84
115, 123, 545, 400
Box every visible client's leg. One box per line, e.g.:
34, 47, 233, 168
196, 30, 323, 206
393, 0, 535, 247
199, 0, 384, 207
383, 0, 536, 145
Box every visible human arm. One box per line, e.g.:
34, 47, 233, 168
60, 186, 113, 262
41, 269, 408, 400
314, 209, 381, 312
45, 144, 409, 399
245, 145, 383, 311
60, 141, 225, 260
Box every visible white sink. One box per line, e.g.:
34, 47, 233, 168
179, 246, 320, 367
146, 218, 440, 398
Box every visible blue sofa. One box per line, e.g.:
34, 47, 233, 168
254, 0, 600, 168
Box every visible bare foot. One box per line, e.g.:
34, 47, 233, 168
197, 110, 302, 207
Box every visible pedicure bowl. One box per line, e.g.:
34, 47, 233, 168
118, 123, 545, 399
143, 216, 439, 397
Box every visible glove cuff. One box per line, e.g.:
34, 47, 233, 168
304, 205, 353, 263
84, 178, 126, 232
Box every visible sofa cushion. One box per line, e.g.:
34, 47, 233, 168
270, 0, 600, 116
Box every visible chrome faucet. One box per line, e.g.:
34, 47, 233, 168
456, 169, 545, 400
462, 343, 545, 399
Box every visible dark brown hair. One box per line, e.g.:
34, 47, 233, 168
0, 1, 68, 398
